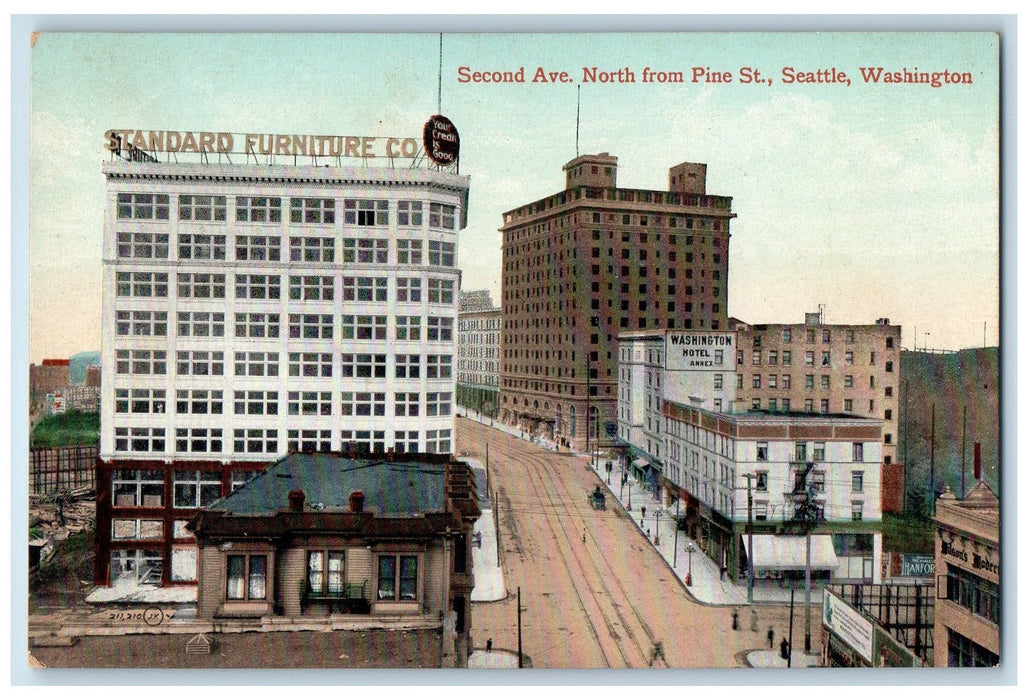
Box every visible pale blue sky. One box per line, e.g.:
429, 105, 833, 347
27, 31, 1000, 361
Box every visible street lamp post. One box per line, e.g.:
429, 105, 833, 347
686, 543, 696, 586
673, 498, 681, 568
628, 481, 632, 511
654, 508, 661, 546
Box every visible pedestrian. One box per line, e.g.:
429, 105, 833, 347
582, 530, 586, 544
780, 638, 790, 661
720, 564, 726, 581
768, 627, 775, 649
646, 528, 651, 539
486, 638, 493, 652
641, 506, 647, 518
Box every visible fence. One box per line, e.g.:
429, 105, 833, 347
30, 445, 98, 497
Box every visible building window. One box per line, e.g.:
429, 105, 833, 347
754, 501, 768, 521
342, 314, 387, 341
853, 442, 864, 462
116, 271, 168, 298
713, 374, 723, 390
112, 469, 164, 507
173, 470, 222, 508
397, 239, 423, 264
177, 272, 225, 299
177, 311, 225, 338
395, 354, 421, 379
822, 329, 831, 343
344, 199, 388, 226
795, 442, 808, 462
821, 375, 830, 389
377, 555, 418, 601
227, 554, 267, 600
844, 399, 853, 412
781, 374, 791, 390
427, 278, 455, 304
396, 277, 422, 303
307, 551, 346, 596
805, 374, 815, 389
845, 350, 854, 365
342, 353, 387, 379
752, 374, 761, 389
395, 316, 421, 341
782, 328, 792, 342
343, 276, 388, 302
394, 392, 420, 417
288, 313, 333, 340
289, 275, 333, 301
425, 428, 451, 454
290, 197, 335, 224
852, 471, 864, 493
946, 569, 1000, 626
846, 330, 855, 343
175, 389, 223, 415
851, 502, 863, 521
768, 374, 777, 389
782, 350, 792, 366
756, 442, 768, 461
234, 313, 280, 339
752, 351, 761, 366
235, 234, 280, 262
427, 316, 454, 341
234, 351, 280, 377
112, 518, 163, 541
288, 352, 332, 378
115, 310, 168, 337
429, 203, 457, 230
174, 428, 223, 454
737, 375, 744, 390
235, 274, 281, 300
288, 429, 332, 453
886, 361, 894, 372
233, 390, 278, 416
110, 549, 162, 585
886, 336, 895, 348
820, 398, 829, 414
291, 236, 336, 263
813, 442, 825, 461
947, 630, 999, 667
428, 240, 456, 266
805, 350, 815, 366
115, 349, 167, 376
179, 194, 227, 221
397, 200, 423, 226
426, 354, 453, 379
117, 192, 170, 220
236, 196, 282, 222
768, 350, 778, 365
176, 350, 224, 376
233, 428, 278, 454
178, 233, 226, 260
426, 392, 452, 417
288, 391, 332, 417
115, 388, 168, 415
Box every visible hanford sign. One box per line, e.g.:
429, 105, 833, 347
104, 129, 421, 160
665, 332, 736, 372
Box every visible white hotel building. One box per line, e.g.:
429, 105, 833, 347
95, 143, 470, 587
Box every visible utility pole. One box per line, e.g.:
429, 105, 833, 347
792, 460, 817, 654
494, 489, 500, 568
517, 586, 523, 668
486, 443, 490, 494
929, 404, 936, 515
961, 405, 967, 499
787, 586, 796, 668
742, 473, 755, 603
673, 497, 681, 568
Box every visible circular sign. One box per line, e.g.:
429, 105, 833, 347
423, 115, 460, 166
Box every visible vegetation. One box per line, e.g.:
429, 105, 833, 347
30, 530, 95, 612
30, 410, 99, 448
882, 512, 935, 554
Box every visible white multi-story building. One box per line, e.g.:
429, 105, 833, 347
95, 133, 470, 587
456, 290, 500, 417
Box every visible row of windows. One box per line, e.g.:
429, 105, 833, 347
739, 348, 895, 371
116, 273, 455, 304
115, 350, 453, 378
731, 373, 894, 394
115, 308, 454, 341
751, 328, 896, 347
111, 426, 452, 456
118, 194, 457, 230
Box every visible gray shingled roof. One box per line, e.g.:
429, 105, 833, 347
210, 453, 448, 517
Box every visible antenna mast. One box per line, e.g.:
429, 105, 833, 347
575, 85, 581, 157
437, 34, 443, 113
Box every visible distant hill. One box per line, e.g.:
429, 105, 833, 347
899, 348, 999, 512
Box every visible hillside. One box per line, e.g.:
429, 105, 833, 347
898, 348, 1000, 512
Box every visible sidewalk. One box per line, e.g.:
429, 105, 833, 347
462, 457, 507, 603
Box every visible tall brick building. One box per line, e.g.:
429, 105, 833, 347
498, 153, 735, 450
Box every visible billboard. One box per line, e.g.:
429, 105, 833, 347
823, 588, 874, 664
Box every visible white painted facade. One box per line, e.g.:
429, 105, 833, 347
100, 160, 470, 462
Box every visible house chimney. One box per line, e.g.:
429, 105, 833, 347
974, 442, 981, 481
349, 490, 365, 513
288, 489, 306, 512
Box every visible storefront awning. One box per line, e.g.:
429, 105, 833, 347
742, 534, 839, 570
632, 458, 650, 468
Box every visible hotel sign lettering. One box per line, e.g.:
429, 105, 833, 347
104, 129, 421, 159
665, 332, 736, 372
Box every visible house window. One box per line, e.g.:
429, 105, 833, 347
853, 442, 864, 462
377, 555, 418, 601
751, 398, 761, 410
851, 502, 863, 522
852, 471, 864, 493
886, 336, 894, 348
227, 554, 267, 600
755, 471, 768, 491
795, 442, 808, 462
234, 313, 280, 339
288, 313, 333, 340
176, 389, 223, 415
178, 311, 225, 338
752, 351, 761, 366
307, 551, 346, 596
846, 330, 855, 343
110, 549, 163, 585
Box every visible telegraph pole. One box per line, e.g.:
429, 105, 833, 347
743, 474, 755, 603
929, 404, 936, 514
517, 586, 523, 668
673, 497, 681, 568
961, 405, 967, 498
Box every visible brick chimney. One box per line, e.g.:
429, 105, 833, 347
288, 490, 306, 512
349, 491, 365, 513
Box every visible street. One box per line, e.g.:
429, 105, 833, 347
458, 416, 803, 668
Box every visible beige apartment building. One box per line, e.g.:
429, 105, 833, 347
730, 313, 902, 466
456, 290, 500, 417
499, 153, 735, 450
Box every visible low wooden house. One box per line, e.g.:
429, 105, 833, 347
188, 452, 480, 666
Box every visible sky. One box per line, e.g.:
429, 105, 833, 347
25, 30, 1001, 362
